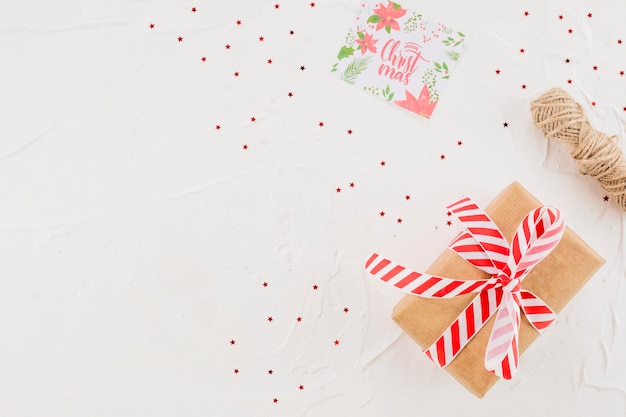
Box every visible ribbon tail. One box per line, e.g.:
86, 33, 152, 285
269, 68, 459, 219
424, 288, 502, 368
365, 253, 498, 298
520, 290, 557, 333
484, 292, 521, 380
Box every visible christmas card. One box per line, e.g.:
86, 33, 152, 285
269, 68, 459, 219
331, 1, 467, 118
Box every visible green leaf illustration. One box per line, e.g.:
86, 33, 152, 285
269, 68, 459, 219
454, 41, 462, 47
392, 2, 401, 9
446, 50, 459, 61
357, 31, 365, 39
367, 15, 381, 23
341, 55, 372, 85
388, 92, 394, 101
442, 75, 450, 79
457, 31, 465, 37
385, 25, 391, 34
434, 62, 442, 69
442, 62, 448, 71
337, 46, 355, 60
331, 62, 338, 72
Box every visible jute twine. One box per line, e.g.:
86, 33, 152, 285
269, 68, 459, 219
530, 87, 626, 211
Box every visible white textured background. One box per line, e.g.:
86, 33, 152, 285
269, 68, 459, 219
1, 0, 625, 416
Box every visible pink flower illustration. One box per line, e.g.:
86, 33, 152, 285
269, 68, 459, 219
373, 2, 407, 32
355, 31, 378, 55
394, 84, 438, 118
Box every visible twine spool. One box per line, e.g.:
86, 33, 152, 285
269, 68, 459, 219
530, 87, 626, 211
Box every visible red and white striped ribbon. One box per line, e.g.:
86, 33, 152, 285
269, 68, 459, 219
366, 196, 565, 379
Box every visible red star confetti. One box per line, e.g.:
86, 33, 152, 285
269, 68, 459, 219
299, 385, 304, 390
201, 57, 206, 62
236, 20, 242, 25
349, 182, 355, 188
347, 129, 353, 134
268, 369, 274, 375
592, 101, 596, 106
344, 307, 349, 313
397, 218, 403, 223
587, 12, 592, 18
225, 44, 231, 49
250, 116, 256, 122
520, 48, 525, 53
457, 140, 463, 146
273, 398, 278, 404
379, 211, 385, 217
568, 28, 573, 34
234, 369, 239, 374
446, 211, 452, 216
623, 107, 626, 112
334, 340, 340, 345
336, 187, 341, 193
230, 339, 236, 345
524, 11, 529, 16
300, 65, 306, 71
558, 15, 564, 20
620, 71, 624, 76
565, 58, 570, 63
289, 30, 295, 35
243, 144, 248, 150
310, 2, 316, 6
604, 196, 610, 201
287, 92, 293, 97
296, 316, 302, 322
191, 7, 197, 12
234, 71, 240, 77
522, 84, 527, 89
440, 154, 446, 160
267, 59, 273, 64
318, 122, 324, 127
275, 3, 280, 9
149, 23, 155, 29
495, 69, 501, 74
405, 195, 411, 200
380, 161, 386, 166
313, 284, 318, 290
262, 282, 268, 287
503, 122, 509, 127
593, 65, 598, 71
567, 79, 572, 84
267, 316, 273, 322
619, 39, 623, 45
447, 220, 453, 226
215, 125, 221, 130
259, 36, 264, 41
177, 36, 183, 42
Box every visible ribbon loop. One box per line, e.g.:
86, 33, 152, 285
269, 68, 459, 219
366, 196, 564, 380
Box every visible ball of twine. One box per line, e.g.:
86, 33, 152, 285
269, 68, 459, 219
530, 87, 626, 210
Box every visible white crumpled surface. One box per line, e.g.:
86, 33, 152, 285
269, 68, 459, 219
0, 0, 624, 415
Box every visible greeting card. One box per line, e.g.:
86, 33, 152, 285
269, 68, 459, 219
331, 1, 467, 118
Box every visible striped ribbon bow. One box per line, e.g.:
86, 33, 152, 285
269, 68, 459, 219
365, 196, 565, 379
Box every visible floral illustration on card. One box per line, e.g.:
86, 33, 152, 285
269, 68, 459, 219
331, 1, 467, 119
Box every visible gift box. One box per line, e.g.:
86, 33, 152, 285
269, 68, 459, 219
373, 182, 604, 398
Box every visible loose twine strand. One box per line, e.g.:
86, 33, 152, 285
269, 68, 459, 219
530, 87, 626, 211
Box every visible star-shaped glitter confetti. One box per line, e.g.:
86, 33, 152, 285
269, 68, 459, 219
177, 36, 183, 42
604, 196, 610, 201
495, 69, 501, 74
380, 161, 386, 166
397, 218, 403, 223
347, 129, 353, 134
336, 187, 341, 193
230, 339, 236, 345
379, 211, 385, 217
267, 316, 273, 322
296, 316, 302, 322
344, 307, 349, 313
299, 385, 304, 390
503, 122, 509, 127
334, 340, 340, 345
149, 23, 155, 29
349, 182, 355, 188
288, 92, 293, 97
263, 282, 268, 287
191, 7, 197, 12
313, 284, 319, 290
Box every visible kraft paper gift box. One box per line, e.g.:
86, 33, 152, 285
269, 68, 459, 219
391, 182, 604, 398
